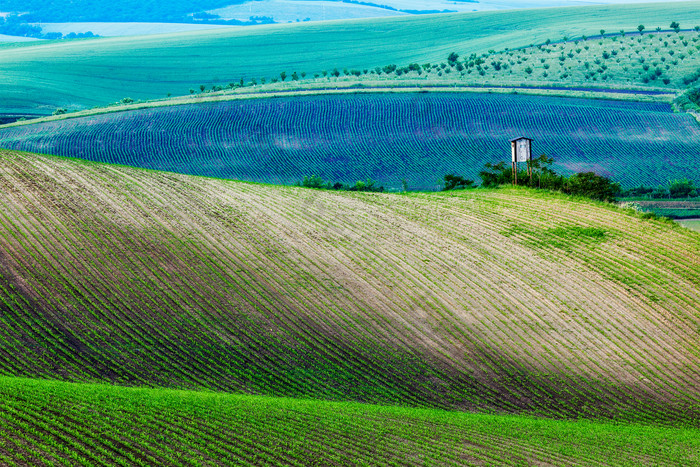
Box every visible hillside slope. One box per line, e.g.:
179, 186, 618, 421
1, 377, 699, 466
0, 149, 699, 423
2, 1, 700, 114
1, 93, 698, 189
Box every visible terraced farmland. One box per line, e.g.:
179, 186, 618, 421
1, 93, 698, 190
1, 377, 699, 466
0, 148, 699, 428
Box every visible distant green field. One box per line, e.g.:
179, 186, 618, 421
298, 29, 700, 93
1, 377, 698, 466
2, 1, 700, 114
631, 200, 700, 218
2, 93, 698, 189
678, 219, 700, 232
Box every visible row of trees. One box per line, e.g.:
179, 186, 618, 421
622, 179, 698, 199
299, 155, 622, 203
0, 14, 98, 39
298, 175, 385, 192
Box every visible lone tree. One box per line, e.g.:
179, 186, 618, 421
670, 21, 680, 32
638, 24, 645, 34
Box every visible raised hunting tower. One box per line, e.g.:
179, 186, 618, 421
510, 136, 532, 185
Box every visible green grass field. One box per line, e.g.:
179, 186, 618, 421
1, 377, 699, 466
2, 1, 700, 114
289, 29, 700, 92
629, 199, 700, 218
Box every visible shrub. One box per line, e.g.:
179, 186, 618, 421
297, 175, 384, 192
669, 179, 697, 198
299, 174, 330, 189
442, 174, 475, 191
651, 185, 669, 199
564, 172, 621, 201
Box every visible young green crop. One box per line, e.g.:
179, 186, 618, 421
0, 148, 699, 430
1, 93, 697, 190
0, 377, 698, 466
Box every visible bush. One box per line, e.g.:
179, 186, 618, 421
298, 175, 384, 192
651, 185, 669, 199
669, 179, 697, 198
621, 185, 654, 198
479, 156, 619, 201
442, 174, 475, 191
299, 174, 330, 189
564, 172, 621, 201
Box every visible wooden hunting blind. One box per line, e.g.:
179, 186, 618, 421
510, 136, 533, 184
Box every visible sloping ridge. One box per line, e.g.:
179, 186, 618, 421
0, 149, 699, 423
2, 1, 700, 114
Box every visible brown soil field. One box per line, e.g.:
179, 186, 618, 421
0, 149, 698, 423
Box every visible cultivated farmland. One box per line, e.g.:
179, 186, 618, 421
1, 93, 698, 189
1, 377, 699, 466
0, 148, 699, 429
2, 1, 700, 114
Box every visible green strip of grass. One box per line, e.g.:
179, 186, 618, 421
0, 377, 698, 465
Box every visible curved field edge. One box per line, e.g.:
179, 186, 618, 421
1, 1, 700, 114
1, 93, 697, 189
0, 85, 676, 130
0, 148, 699, 423
1, 377, 699, 466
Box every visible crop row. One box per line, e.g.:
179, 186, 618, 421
0, 149, 698, 424
0, 377, 698, 466
0, 93, 698, 190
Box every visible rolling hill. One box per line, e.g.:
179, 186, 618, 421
0, 148, 699, 426
1, 92, 698, 190
2, 1, 700, 115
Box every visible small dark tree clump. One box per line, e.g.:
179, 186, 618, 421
442, 174, 475, 191
564, 172, 621, 201
669, 179, 698, 198
298, 175, 384, 192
